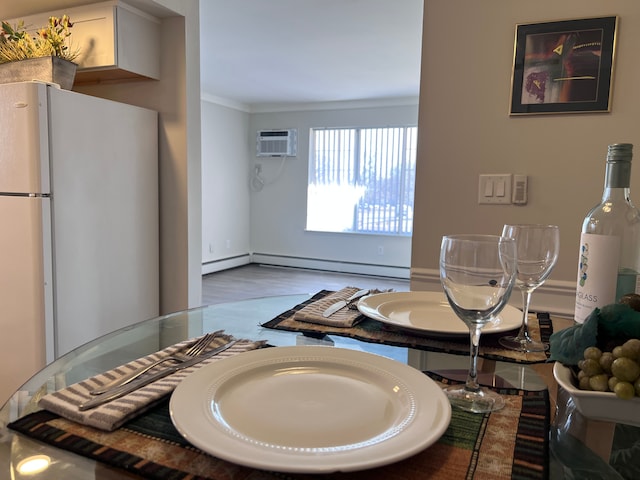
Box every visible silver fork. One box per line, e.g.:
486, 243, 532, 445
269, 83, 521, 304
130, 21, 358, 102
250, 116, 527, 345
89, 331, 221, 395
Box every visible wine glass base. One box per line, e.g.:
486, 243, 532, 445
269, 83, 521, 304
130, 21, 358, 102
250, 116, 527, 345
499, 335, 548, 353
443, 384, 505, 413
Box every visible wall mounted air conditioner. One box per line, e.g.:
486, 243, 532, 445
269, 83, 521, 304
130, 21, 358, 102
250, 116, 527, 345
257, 129, 297, 157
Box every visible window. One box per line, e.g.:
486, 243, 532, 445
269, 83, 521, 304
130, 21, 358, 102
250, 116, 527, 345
306, 126, 417, 235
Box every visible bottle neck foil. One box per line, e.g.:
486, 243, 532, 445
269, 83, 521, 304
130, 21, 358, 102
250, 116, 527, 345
605, 143, 633, 189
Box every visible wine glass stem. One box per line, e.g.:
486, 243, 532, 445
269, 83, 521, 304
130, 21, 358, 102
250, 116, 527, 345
466, 325, 482, 392
515, 288, 535, 342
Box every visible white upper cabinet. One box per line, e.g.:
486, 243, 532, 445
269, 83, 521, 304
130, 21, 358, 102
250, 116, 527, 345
8, 1, 160, 84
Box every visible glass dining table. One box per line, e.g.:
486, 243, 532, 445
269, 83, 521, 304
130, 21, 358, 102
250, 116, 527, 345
0, 294, 632, 479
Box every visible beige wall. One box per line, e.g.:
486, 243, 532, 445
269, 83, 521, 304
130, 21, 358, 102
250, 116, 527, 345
201, 100, 251, 273
411, 1, 640, 316
74, 0, 202, 314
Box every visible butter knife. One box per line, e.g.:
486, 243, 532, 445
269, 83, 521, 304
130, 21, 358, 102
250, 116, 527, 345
322, 289, 370, 317
78, 339, 238, 411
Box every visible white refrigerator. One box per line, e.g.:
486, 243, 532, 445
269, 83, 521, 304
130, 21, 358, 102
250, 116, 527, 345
0, 81, 159, 404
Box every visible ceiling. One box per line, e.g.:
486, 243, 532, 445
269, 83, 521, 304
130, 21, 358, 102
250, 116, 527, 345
2, 0, 424, 109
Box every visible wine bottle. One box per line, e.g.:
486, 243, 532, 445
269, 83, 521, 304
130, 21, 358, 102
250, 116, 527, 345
574, 143, 640, 324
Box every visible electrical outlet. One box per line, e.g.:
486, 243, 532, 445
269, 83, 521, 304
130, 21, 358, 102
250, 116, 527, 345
377, 245, 384, 255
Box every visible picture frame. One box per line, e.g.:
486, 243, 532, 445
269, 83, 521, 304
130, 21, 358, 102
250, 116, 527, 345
509, 16, 618, 115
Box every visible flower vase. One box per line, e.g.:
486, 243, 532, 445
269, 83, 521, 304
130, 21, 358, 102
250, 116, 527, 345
0, 56, 77, 90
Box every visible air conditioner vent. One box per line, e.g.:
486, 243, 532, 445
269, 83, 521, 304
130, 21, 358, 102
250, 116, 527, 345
257, 129, 297, 157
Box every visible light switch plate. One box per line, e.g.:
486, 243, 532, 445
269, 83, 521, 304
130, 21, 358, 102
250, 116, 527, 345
478, 174, 512, 204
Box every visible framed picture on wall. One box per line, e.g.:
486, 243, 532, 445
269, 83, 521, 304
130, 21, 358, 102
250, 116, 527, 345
509, 16, 618, 115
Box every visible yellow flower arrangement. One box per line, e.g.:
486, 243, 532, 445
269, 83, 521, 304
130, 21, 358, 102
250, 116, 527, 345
0, 15, 79, 64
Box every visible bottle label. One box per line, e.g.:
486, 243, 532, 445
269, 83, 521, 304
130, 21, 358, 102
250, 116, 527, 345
574, 233, 620, 323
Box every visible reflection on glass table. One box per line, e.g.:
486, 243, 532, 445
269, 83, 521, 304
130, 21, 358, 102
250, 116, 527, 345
0, 294, 635, 479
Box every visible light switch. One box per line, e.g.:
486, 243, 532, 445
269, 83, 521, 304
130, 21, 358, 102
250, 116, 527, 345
478, 174, 512, 204
483, 180, 493, 197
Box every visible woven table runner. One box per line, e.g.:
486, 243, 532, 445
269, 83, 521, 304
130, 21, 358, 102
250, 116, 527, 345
262, 291, 553, 364
8, 372, 549, 480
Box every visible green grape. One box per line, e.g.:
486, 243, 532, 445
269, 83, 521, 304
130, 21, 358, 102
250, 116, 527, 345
579, 358, 603, 376
612, 346, 625, 359
614, 381, 636, 400
621, 339, 640, 361
584, 346, 602, 361
609, 376, 621, 392
599, 352, 615, 374
579, 376, 592, 390
635, 377, 640, 397
589, 374, 610, 392
611, 357, 640, 383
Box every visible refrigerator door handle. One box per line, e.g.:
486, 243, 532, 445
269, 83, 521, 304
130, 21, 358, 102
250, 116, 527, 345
0, 192, 51, 198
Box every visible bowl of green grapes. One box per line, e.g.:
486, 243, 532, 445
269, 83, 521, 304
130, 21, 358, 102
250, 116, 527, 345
554, 338, 640, 426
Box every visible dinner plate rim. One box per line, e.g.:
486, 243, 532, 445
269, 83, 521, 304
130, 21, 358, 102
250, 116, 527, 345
357, 291, 522, 336
169, 345, 452, 473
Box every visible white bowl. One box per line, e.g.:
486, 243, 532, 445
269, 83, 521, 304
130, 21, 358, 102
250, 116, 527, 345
553, 362, 640, 427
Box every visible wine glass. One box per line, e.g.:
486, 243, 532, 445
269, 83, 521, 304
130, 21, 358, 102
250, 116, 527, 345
498, 224, 560, 352
440, 234, 517, 413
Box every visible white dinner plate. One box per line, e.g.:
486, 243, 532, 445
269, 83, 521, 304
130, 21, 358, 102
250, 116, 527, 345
553, 362, 640, 427
357, 291, 522, 336
170, 346, 451, 473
